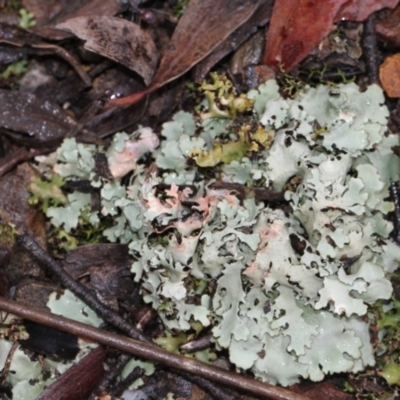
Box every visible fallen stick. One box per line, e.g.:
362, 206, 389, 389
0, 296, 310, 400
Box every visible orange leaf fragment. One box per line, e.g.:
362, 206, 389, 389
379, 54, 400, 98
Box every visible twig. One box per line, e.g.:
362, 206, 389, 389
109, 366, 143, 397
180, 334, 213, 353
88, 353, 132, 400
0, 341, 18, 385
209, 181, 285, 202
390, 182, 400, 243
362, 13, 379, 85
0, 147, 53, 177
17, 233, 150, 344
0, 296, 310, 400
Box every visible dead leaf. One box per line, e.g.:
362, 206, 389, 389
0, 164, 47, 284
194, 0, 273, 82
0, 23, 91, 86
56, 16, 158, 85
339, 0, 400, 21
62, 243, 135, 311
21, 320, 80, 360
105, 0, 261, 109
264, 0, 400, 71
37, 346, 105, 400
376, 4, 400, 47
0, 89, 76, 146
379, 53, 400, 97
290, 381, 353, 400
30, 0, 123, 40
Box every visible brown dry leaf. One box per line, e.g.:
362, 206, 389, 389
37, 346, 106, 400
62, 243, 134, 311
56, 16, 158, 85
379, 53, 400, 97
290, 381, 353, 400
193, 0, 273, 82
106, 0, 260, 109
0, 23, 91, 85
0, 89, 76, 146
376, 5, 400, 47
30, 0, 123, 40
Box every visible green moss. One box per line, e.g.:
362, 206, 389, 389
0, 60, 28, 80
18, 8, 36, 29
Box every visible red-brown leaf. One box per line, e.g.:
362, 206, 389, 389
264, 0, 400, 71
37, 346, 106, 400
339, 0, 399, 21
38, 347, 105, 400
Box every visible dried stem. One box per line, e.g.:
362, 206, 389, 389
0, 147, 53, 177
0, 296, 310, 400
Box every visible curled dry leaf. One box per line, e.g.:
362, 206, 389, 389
106, 0, 260, 109
264, 0, 400, 71
56, 16, 158, 85
30, 0, 123, 40
0, 23, 91, 86
379, 53, 400, 98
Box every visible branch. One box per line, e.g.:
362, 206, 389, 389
0, 297, 310, 400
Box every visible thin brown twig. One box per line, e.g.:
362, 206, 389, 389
0, 341, 18, 385
0, 296, 310, 400
209, 181, 285, 202
88, 353, 131, 400
0, 147, 54, 177
109, 366, 143, 398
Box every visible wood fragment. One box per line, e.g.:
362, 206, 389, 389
362, 13, 379, 84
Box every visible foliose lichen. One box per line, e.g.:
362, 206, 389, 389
31, 78, 400, 386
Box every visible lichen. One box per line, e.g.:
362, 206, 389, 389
30, 78, 400, 386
